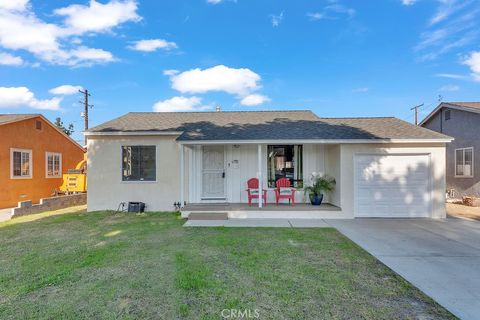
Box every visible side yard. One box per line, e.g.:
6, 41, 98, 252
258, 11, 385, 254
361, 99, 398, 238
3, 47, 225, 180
0, 209, 454, 319
447, 203, 480, 221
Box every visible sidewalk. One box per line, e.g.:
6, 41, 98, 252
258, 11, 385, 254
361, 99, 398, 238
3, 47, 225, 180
0, 208, 13, 223
184, 219, 330, 228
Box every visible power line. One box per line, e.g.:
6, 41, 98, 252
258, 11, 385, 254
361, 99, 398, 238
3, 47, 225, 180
79, 89, 93, 145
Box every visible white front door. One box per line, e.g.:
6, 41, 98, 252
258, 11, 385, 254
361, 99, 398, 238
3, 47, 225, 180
202, 146, 226, 200
354, 154, 431, 218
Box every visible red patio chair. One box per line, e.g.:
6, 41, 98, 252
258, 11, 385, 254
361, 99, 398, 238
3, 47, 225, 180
246, 178, 267, 206
275, 178, 296, 206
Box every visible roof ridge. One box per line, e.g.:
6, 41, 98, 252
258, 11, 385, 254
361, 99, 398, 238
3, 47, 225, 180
319, 116, 395, 119
127, 110, 314, 114
0, 113, 41, 116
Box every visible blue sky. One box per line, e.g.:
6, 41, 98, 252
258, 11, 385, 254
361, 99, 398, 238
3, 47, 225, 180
1, 0, 479, 144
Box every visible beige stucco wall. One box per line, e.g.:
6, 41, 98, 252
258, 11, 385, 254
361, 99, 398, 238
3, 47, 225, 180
87, 135, 181, 212
338, 143, 447, 219
324, 144, 341, 207
87, 136, 447, 218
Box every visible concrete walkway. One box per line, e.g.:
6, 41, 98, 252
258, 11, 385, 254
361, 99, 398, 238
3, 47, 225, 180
327, 218, 480, 320
183, 219, 329, 228
0, 208, 12, 223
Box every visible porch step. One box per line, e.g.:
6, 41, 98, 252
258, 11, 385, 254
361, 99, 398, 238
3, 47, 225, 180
188, 212, 229, 220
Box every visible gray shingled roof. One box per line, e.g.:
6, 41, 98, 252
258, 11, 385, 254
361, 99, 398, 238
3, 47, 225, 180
447, 102, 480, 110
87, 110, 451, 141
0, 114, 39, 125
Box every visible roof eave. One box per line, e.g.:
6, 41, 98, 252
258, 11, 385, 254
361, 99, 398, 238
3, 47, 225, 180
84, 130, 183, 136
177, 138, 453, 145
419, 103, 480, 126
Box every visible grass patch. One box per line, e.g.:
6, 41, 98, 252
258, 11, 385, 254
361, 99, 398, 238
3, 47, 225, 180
0, 209, 455, 319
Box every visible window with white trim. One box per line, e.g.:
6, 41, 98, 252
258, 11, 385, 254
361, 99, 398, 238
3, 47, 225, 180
46, 152, 62, 178
455, 147, 474, 177
11, 149, 32, 179
122, 146, 156, 181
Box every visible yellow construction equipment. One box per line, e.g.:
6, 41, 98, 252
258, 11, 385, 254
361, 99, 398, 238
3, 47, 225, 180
60, 154, 87, 194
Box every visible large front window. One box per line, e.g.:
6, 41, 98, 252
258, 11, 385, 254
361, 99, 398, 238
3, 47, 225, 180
122, 146, 156, 181
267, 145, 303, 188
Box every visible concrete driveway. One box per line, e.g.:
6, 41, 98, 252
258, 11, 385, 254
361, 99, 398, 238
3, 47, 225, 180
328, 218, 480, 320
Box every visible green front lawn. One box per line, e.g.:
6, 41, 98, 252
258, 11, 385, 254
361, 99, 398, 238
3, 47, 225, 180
0, 208, 454, 319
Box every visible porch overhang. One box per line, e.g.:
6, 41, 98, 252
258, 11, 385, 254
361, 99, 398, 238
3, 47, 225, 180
177, 138, 453, 145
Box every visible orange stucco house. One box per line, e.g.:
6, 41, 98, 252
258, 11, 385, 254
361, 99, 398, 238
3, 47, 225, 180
0, 114, 85, 209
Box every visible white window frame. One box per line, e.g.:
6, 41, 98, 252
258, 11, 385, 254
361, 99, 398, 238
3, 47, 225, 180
455, 147, 474, 178
10, 148, 33, 179
45, 152, 62, 178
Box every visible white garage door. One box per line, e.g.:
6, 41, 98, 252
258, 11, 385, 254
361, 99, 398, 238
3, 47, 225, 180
354, 154, 431, 218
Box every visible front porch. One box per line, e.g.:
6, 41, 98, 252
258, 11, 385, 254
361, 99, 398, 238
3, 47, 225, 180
180, 142, 342, 217
180, 202, 348, 219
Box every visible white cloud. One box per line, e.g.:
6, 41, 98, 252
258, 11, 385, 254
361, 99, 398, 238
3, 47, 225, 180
307, 12, 325, 21
54, 0, 141, 35
270, 11, 284, 27
163, 69, 179, 76
153, 96, 211, 112
129, 39, 177, 52
0, 0, 29, 11
401, 0, 417, 5
240, 94, 270, 106
0, 87, 62, 110
434, 73, 469, 79
439, 84, 460, 91
352, 87, 369, 93
326, 3, 355, 18
414, 1, 479, 61
0, 52, 23, 65
68, 46, 114, 64
0, 0, 140, 66
429, 0, 468, 26
0, 8, 62, 57
463, 51, 480, 81
207, 0, 223, 4
169, 65, 262, 97
49, 85, 83, 95
307, 2, 355, 22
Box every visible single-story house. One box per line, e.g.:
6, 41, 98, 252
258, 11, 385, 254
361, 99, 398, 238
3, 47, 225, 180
0, 114, 85, 209
85, 110, 452, 219
420, 102, 480, 198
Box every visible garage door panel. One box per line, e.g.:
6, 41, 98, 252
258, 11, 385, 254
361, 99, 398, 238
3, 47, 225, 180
355, 154, 431, 218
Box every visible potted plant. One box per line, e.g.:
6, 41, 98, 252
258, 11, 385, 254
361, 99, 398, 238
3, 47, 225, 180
303, 173, 336, 205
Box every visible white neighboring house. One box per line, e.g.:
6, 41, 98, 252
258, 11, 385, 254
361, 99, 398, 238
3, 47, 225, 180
85, 110, 452, 219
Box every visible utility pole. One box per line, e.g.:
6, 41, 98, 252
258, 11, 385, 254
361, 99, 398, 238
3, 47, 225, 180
79, 89, 93, 145
410, 103, 423, 125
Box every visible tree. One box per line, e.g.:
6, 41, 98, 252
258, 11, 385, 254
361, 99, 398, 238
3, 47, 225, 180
54, 117, 74, 136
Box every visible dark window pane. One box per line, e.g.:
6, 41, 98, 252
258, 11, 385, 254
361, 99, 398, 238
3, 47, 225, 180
456, 149, 464, 176
13, 151, 21, 176
267, 145, 303, 187
445, 110, 451, 121
122, 146, 156, 181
